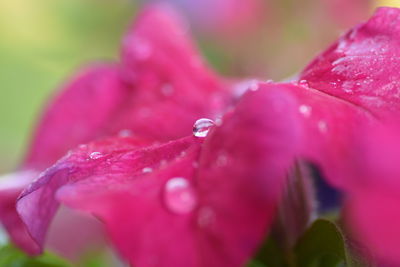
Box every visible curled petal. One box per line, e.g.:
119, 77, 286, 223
300, 7, 400, 118
17, 136, 177, 253
0, 171, 39, 254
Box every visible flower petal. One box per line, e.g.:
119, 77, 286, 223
0, 171, 39, 254
17, 136, 177, 253
24, 64, 126, 169
300, 7, 400, 118
116, 5, 231, 141
194, 86, 302, 265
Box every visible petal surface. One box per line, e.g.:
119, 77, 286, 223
115, 5, 231, 141
24, 64, 126, 169
300, 7, 400, 118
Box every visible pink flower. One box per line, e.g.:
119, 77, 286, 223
0, 5, 230, 257
5, 4, 400, 267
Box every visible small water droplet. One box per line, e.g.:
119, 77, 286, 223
79, 144, 87, 150
118, 129, 133, 137
197, 207, 215, 228
215, 117, 223, 126
89, 152, 103, 160
192, 162, 199, 168
142, 167, 153, 173
193, 118, 215, 138
161, 83, 174, 96
160, 160, 168, 167
318, 121, 328, 133
299, 80, 309, 86
299, 105, 312, 117
164, 177, 197, 214
216, 153, 228, 166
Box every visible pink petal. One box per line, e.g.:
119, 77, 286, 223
24, 64, 126, 169
300, 7, 400, 118
0, 171, 40, 254
17, 136, 194, 254
346, 190, 400, 266
21, 86, 303, 266
341, 123, 400, 265
116, 5, 231, 141
194, 86, 302, 265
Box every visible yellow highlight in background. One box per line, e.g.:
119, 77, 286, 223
375, 0, 400, 7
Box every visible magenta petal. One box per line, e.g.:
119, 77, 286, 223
195, 86, 302, 265
17, 136, 191, 253
31, 86, 303, 266
0, 171, 40, 254
346, 191, 400, 266
24, 64, 126, 169
340, 123, 400, 265
57, 146, 201, 267
300, 7, 400, 118
114, 5, 230, 141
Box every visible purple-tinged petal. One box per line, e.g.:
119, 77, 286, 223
300, 7, 400, 118
0, 171, 40, 254
24, 64, 126, 169
17, 136, 194, 254
20, 86, 303, 266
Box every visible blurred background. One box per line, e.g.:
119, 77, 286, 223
0, 0, 396, 173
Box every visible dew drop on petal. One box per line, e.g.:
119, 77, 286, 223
89, 152, 103, 160
318, 121, 328, 133
142, 167, 153, 173
164, 177, 197, 214
118, 129, 133, 137
193, 118, 215, 138
197, 206, 215, 228
161, 83, 174, 96
299, 105, 312, 117
299, 80, 309, 87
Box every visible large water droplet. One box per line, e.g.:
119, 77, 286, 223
164, 177, 197, 214
193, 118, 215, 138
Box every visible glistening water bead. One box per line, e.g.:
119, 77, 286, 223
193, 118, 215, 138
164, 177, 197, 214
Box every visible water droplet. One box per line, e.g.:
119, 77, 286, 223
161, 83, 174, 96
79, 144, 87, 150
118, 129, 133, 137
89, 152, 103, 160
197, 206, 215, 228
193, 118, 215, 138
215, 117, 223, 126
142, 167, 153, 173
130, 37, 152, 60
160, 160, 168, 167
318, 121, 328, 133
164, 177, 197, 214
299, 80, 309, 86
299, 105, 312, 117
192, 162, 199, 168
216, 153, 228, 166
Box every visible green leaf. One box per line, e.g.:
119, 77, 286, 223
0, 244, 72, 267
294, 219, 353, 267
